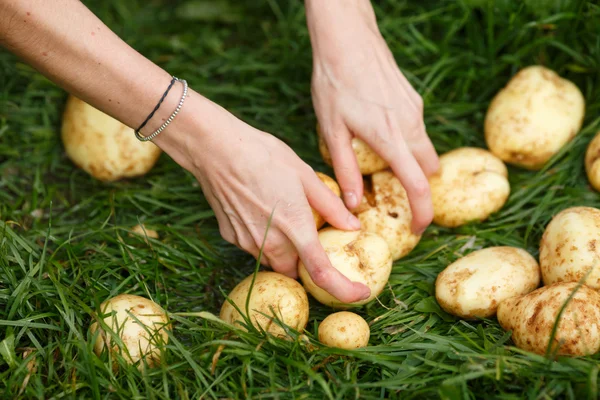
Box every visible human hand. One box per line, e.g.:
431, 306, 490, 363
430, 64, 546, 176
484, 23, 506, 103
305, 0, 439, 234
158, 92, 371, 303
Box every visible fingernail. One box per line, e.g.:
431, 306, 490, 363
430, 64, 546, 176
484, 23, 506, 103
348, 213, 361, 230
344, 191, 358, 209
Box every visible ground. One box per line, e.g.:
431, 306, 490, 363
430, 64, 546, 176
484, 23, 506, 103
1, 0, 600, 399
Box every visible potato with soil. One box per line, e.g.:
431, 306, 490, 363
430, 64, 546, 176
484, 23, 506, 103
61, 95, 162, 182
354, 170, 420, 260
317, 124, 388, 175
484, 65, 585, 170
497, 282, 600, 356
90, 294, 170, 370
585, 131, 600, 192
429, 147, 510, 228
312, 172, 341, 229
539, 206, 600, 289
318, 311, 370, 349
298, 228, 392, 308
435, 246, 540, 319
220, 271, 309, 339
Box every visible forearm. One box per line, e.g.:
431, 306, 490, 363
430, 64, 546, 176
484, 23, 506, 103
0, 0, 178, 136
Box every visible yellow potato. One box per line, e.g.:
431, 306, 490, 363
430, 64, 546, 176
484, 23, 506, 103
298, 228, 392, 308
435, 246, 540, 319
429, 147, 510, 228
484, 65, 585, 170
90, 294, 170, 370
219, 271, 309, 339
318, 311, 370, 349
312, 172, 341, 229
539, 206, 600, 289
61, 95, 162, 182
317, 124, 388, 175
354, 170, 420, 260
585, 131, 600, 192
498, 282, 600, 356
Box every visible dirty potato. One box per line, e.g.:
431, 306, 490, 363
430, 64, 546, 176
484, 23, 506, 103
312, 172, 342, 229
354, 170, 421, 261
61, 95, 162, 182
317, 124, 388, 175
435, 247, 540, 319
298, 228, 392, 308
318, 311, 370, 349
585, 131, 600, 192
497, 282, 600, 356
220, 271, 309, 339
484, 65, 585, 170
540, 206, 600, 289
429, 147, 510, 228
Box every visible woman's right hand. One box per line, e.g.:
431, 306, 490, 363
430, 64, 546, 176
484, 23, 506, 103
156, 90, 372, 303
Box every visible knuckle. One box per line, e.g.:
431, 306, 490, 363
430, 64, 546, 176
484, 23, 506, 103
310, 267, 331, 286
409, 178, 431, 198
414, 95, 424, 113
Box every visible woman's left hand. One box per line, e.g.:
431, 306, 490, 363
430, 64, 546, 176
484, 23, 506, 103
305, 0, 439, 235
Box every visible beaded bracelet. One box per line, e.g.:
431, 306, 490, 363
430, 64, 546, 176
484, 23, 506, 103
135, 77, 188, 142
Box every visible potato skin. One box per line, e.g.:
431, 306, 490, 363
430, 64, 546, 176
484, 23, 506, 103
219, 271, 309, 339
62, 95, 162, 182
497, 282, 600, 356
354, 170, 421, 260
539, 206, 600, 289
585, 131, 600, 192
312, 172, 342, 229
298, 228, 392, 308
318, 311, 370, 349
435, 247, 540, 319
317, 124, 388, 175
429, 147, 510, 228
89, 294, 170, 369
484, 65, 585, 170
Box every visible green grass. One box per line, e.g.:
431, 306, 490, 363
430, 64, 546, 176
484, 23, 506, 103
1, 0, 600, 398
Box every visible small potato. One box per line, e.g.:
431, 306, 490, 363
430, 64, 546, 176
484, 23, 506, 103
89, 294, 170, 370
318, 311, 370, 349
312, 172, 342, 229
484, 65, 585, 170
354, 170, 421, 260
219, 271, 309, 339
317, 124, 388, 175
62, 95, 162, 182
298, 228, 392, 308
539, 206, 600, 289
585, 131, 600, 192
497, 282, 600, 356
435, 247, 540, 319
429, 147, 510, 228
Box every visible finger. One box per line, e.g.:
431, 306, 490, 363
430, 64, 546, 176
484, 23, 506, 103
320, 124, 364, 210
407, 128, 440, 178
303, 170, 361, 231
284, 217, 371, 303
367, 129, 433, 234
255, 228, 299, 279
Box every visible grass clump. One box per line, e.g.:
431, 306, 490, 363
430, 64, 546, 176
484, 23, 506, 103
1, 0, 600, 398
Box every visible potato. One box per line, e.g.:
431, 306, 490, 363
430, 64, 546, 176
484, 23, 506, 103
317, 124, 388, 175
219, 271, 309, 339
429, 147, 510, 228
318, 311, 370, 349
298, 228, 392, 308
539, 206, 600, 289
354, 170, 420, 260
585, 131, 600, 192
313, 172, 341, 229
484, 65, 585, 170
435, 247, 540, 319
497, 282, 600, 356
89, 294, 170, 370
61, 95, 162, 182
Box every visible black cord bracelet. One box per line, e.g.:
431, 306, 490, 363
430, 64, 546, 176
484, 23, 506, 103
135, 76, 178, 135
